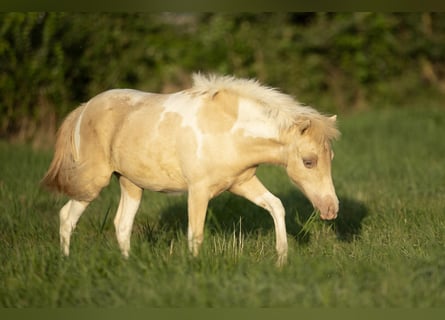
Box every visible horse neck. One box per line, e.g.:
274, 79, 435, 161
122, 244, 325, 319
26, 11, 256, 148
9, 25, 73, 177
271, 126, 300, 167
236, 133, 288, 168
234, 113, 304, 167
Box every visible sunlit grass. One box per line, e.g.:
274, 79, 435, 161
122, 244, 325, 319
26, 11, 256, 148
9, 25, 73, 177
1, 107, 445, 306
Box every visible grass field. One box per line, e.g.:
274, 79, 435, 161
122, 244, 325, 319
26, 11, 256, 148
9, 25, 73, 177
1, 107, 444, 307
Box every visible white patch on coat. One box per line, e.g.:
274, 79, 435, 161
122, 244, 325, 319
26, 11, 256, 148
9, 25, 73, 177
73, 105, 87, 161
253, 191, 287, 257
160, 92, 204, 157
114, 187, 141, 257
231, 98, 279, 139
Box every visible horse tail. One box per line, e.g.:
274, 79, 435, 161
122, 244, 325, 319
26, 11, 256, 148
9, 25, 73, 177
41, 104, 86, 196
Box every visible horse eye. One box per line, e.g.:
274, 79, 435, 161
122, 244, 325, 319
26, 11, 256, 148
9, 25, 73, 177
303, 158, 317, 169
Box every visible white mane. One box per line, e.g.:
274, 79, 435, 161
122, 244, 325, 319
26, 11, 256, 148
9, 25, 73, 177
190, 73, 325, 132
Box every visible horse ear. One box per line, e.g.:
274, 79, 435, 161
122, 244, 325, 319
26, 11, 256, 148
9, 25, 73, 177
298, 119, 311, 135
329, 115, 337, 122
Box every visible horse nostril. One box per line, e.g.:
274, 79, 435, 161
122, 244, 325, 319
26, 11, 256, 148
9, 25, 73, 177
321, 203, 338, 220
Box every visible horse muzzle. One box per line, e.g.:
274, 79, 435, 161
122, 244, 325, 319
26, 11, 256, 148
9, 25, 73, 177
313, 195, 339, 220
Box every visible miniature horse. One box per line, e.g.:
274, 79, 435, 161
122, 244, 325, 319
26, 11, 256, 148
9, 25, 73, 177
42, 74, 340, 266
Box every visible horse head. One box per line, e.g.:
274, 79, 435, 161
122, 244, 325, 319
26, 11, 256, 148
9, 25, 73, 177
285, 115, 340, 220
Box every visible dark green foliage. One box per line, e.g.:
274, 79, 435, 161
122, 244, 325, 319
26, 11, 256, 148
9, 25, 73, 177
1, 13, 445, 142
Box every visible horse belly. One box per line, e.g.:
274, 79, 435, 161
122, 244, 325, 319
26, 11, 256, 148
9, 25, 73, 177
111, 111, 188, 193
117, 155, 188, 193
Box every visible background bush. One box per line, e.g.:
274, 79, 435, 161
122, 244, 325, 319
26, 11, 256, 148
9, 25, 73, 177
1, 12, 445, 144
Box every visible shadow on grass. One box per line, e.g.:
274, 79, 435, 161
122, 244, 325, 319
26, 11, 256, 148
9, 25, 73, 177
333, 195, 369, 242
146, 190, 368, 247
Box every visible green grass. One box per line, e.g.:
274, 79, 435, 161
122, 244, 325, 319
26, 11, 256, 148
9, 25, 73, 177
1, 107, 445, 307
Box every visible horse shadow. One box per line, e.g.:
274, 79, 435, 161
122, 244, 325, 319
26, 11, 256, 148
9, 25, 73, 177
147, 190, 368, 246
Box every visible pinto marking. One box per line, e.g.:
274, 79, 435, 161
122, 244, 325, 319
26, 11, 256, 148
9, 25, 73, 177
160, 92, 205, 158
73, 104, 87, 161
231, 97, 279, 139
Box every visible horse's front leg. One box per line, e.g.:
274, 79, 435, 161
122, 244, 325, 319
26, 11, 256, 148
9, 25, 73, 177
230, 175, 288, 267
187, 185, 211, 257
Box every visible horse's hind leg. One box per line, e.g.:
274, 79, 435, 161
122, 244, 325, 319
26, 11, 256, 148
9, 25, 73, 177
59, 168, 112, 255
60, 199, 89, 256
114, 176, 142, 258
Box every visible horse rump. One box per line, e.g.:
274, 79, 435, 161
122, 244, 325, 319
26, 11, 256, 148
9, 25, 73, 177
41, 105, 86, 197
